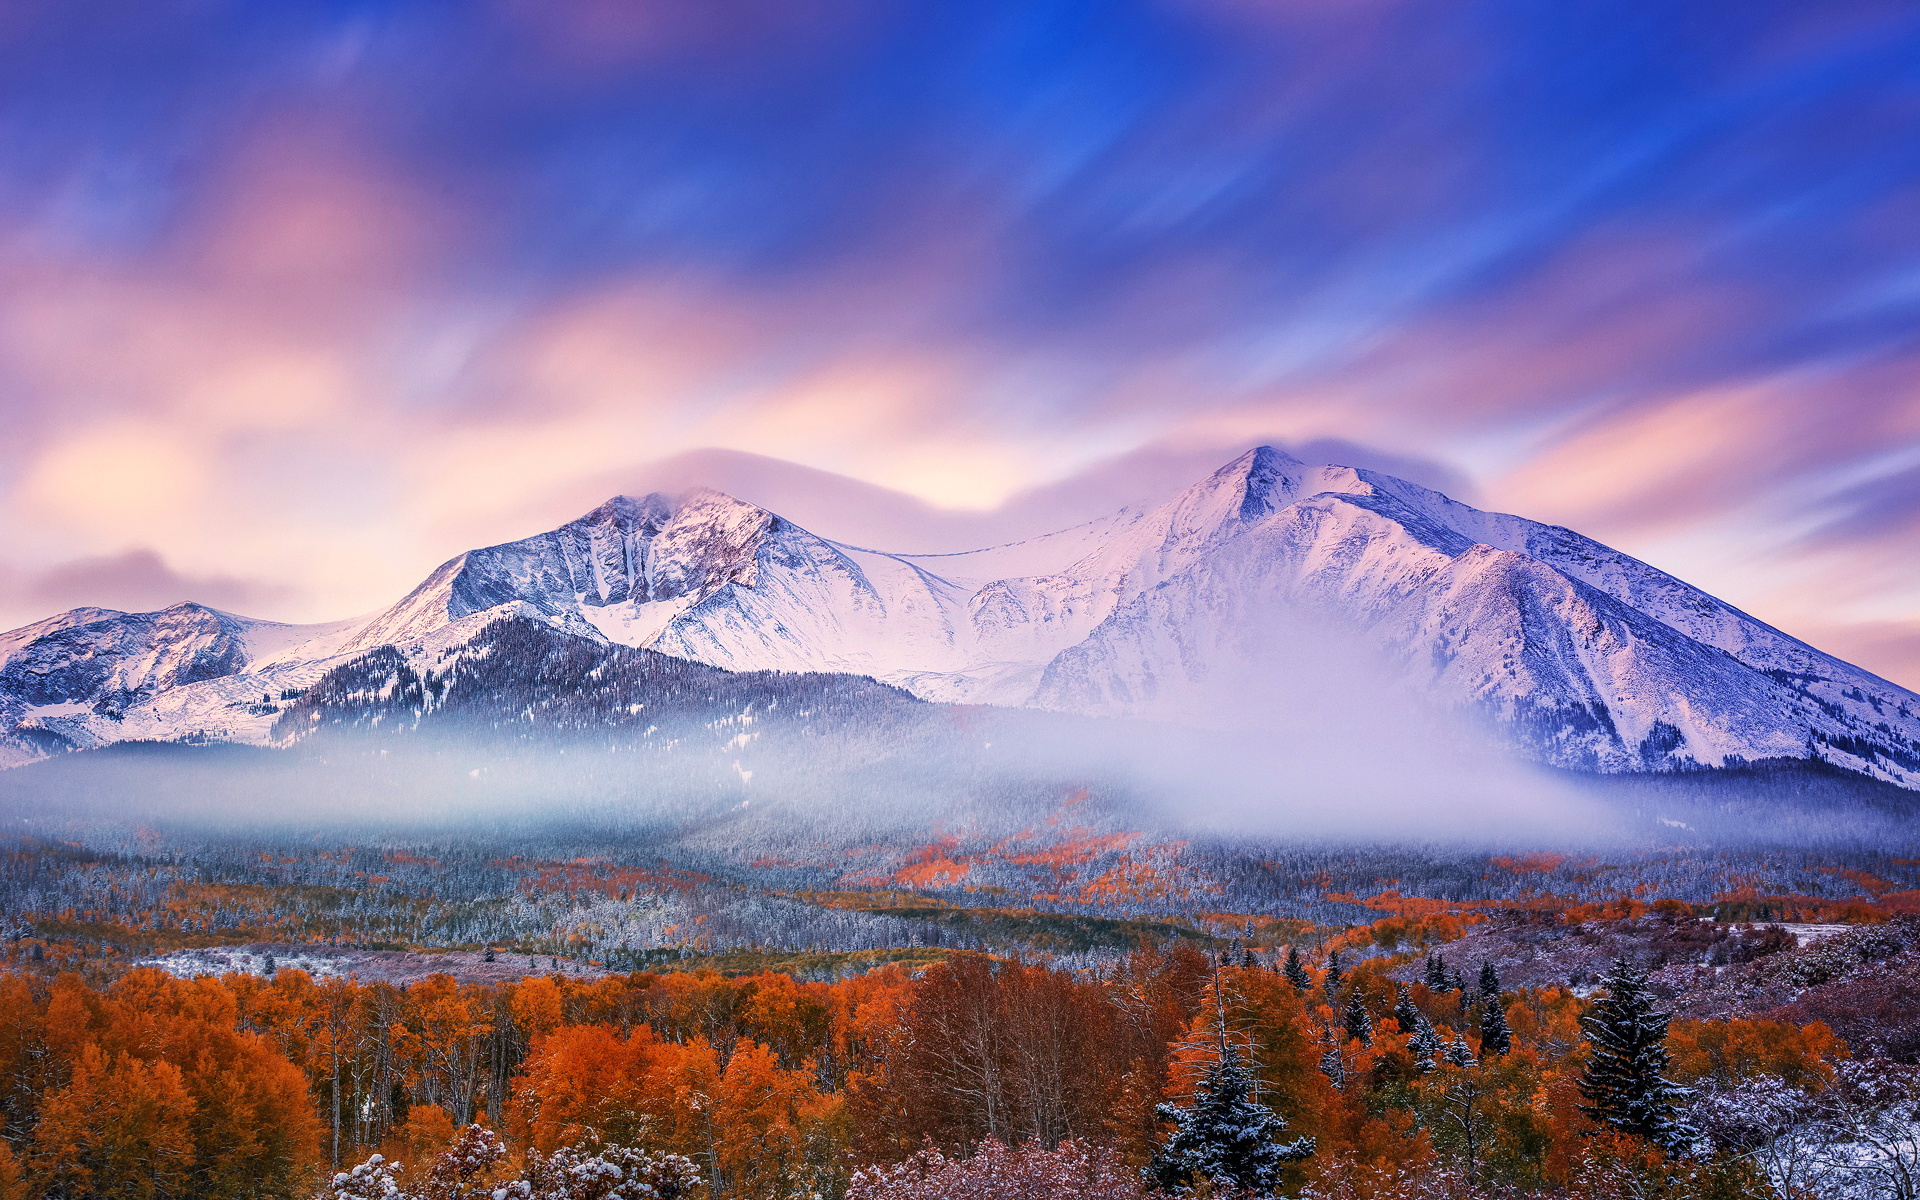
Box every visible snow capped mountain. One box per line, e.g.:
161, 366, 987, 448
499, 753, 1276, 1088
0, 604, 362, 765
3, 447, 1917, 788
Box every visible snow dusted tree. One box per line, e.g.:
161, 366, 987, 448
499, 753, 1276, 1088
1430, 1052, 1488, 1183
1423, 953, 1447, 993
1578, 957, 1690, 1152
1477, 960, 1499, 998
416, 1124, 510, 1200
1283, 946, 1312, 991
1147, 1037, 1315, 1193
1409, 1016, 1440, 1074
329, 1154, 408, 1200
1320, 1046, 1346, 1091
1445, 1035, 1476, 1071
1342, 990, 1372, 1047
521, 1137, 702, 1200
1321, 949, 1343, 1003
1479, 999, 1512, 1059
1392, 984, 1419, 1034
331, 1129, 700, 1200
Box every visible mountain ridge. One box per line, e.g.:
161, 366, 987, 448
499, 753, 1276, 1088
2, 446, 1916, 789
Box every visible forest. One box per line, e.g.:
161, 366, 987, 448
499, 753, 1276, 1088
3, 835, 1919, 1199
3, 801, 1919, 1200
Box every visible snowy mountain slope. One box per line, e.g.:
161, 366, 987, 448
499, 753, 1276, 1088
1, 445, 1916, 788
335, 488, 1127, 703
0, 604, 367, 766
1031, 451, 1920, 782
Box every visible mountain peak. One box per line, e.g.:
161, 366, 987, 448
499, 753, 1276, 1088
587, 487, 772, 528
1191, 444, 1305, 524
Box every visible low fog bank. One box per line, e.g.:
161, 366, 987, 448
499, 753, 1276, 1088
1, 709, 1911, 856
0, 609, 1911, 852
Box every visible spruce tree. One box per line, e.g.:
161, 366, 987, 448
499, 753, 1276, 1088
1322, 949, 1344, 1003
1147, 1039, 1315, 1192
1445, 1034, 1477, 1069
1409, 1014, 1441, 1073
1319, 1046, 1346, 1090
1283, 946, 1312, 991
1424, 952, 1448, 992
1578, 957, 1690, 1151
1342, 989, 1373, 1046
1393, 983, 1420, 1033
1480, 998, 1512, 1058
1479, 960, 1500, 997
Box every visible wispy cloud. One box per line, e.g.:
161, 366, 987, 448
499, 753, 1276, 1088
0, 0, 1915, 685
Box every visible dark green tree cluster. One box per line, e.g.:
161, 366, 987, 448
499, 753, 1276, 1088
1577, 957, 1691, 1151
1148, 1039, 1315, 1193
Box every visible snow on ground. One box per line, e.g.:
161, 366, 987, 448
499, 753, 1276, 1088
139, 943, 611, 986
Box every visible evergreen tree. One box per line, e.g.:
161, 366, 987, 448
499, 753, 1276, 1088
1409, 1014, 1441, 1073
1319, 1046, 1346, 1091
1342, 989, 1373, 1046
1283, 946, 1312, 991
1578, 957, 1691, 1151
1424, 952, 1448, 992
1480, 998, 1512, 1058
1147, 1039, 1315, 1193
263, 952, 277, 976
1322, 949, 1344, 1003
1445, 1034, 1477, 1069
1393, 983, 1420, 1033
1478, 960, 1500, 998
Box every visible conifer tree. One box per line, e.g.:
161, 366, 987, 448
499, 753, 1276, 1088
1480, 998, 1512, 1058
1393, 983, 1419, 1033
1283, 946, 1311, 991
1478, 960, 1500, 998
1342, 989, 1373, 1046
1147, 1039, 1314, 1192
1318, 1046, 1345, 1091
1424, 952, 1448, 992
1409, 1015, 1440, 1073
1322, 949, 1343, 1003
1578, 957, 1690, 1151
1445, 1034, 1477, 1070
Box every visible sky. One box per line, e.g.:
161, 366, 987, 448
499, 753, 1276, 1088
1, 1, 1918, 687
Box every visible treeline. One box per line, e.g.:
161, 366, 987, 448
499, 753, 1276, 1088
274, 617, 932, 748
0, 930, 1869, 1200
9, 832, 1917, 977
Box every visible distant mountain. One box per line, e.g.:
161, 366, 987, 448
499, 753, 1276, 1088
2, 447, 1916, 788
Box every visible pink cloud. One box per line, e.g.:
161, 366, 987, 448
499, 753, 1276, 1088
1, 549, 294, 628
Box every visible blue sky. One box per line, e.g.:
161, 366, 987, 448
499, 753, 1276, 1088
1, 0, 1919, 684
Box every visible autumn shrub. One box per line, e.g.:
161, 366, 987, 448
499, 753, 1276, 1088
848, 1138, 1147, 1200
1760, 952, 1920, 1062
